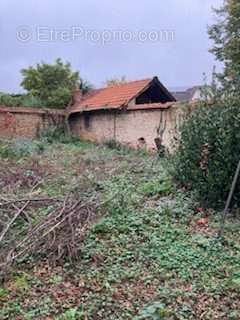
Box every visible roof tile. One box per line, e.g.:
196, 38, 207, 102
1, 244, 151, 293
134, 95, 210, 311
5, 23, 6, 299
70, 78, 152, 113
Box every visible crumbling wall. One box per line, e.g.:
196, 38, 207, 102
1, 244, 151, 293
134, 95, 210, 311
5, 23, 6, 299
69, 103, 191, 152
69, 111, 115, 143
0, 106, 65, 139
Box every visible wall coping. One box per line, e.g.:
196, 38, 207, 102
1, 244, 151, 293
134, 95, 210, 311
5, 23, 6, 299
0, 101, 200, 117
68, 101, 197, 115
0, 105, 65, 116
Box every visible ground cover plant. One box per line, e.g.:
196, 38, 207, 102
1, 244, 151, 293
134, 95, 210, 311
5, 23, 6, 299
0, 139, 239, 319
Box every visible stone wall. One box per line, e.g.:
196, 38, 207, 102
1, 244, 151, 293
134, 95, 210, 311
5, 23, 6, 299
0, 103, 192, 151
69, 103, 190, 151
0, 106, 65, 139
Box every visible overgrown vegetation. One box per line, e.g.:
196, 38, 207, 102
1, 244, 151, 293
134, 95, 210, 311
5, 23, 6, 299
0, 139, 45, 159
0, 140, 239, 319
21, 58, 80, 109
208, 0, 240, 93
174, 0, 240, 210
173, 98, 240, 209
0, 93, 43, 108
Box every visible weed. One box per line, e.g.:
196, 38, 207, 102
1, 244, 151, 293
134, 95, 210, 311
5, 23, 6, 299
48, 274, 63, 285
134, 302, 171, 320
0, 139, 45, 159
139, 178, 173, 197
0, 287, 8, 298
56, 308, 85, 320
39, 127, 80, 144
12, 272, 30, 292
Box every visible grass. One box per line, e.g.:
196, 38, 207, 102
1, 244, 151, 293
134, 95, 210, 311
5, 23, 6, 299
0, 139, 239, 319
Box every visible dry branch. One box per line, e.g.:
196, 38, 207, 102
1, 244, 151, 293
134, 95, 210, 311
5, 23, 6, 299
0, 193, 100, 272
0, 197, 63, 207
0, 201, 30, 242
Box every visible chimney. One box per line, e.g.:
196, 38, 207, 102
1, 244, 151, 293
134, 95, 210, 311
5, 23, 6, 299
72, 88, 83, 105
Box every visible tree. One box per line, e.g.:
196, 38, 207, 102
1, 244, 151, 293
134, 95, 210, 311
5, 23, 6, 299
80, 79, 93, 94
21, 58, 80, 108
105, 76, 127, 87
208, 0, 240, 93
174, 1, 240, 210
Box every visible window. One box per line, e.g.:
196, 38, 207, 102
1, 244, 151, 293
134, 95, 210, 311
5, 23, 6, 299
84, 114, 91, 128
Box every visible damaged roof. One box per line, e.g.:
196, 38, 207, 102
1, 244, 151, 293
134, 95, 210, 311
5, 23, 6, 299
70, 77, 175, 113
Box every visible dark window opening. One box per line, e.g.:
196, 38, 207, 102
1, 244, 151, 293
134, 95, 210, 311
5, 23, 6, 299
138, 137, 146, 148
84, 114, 91, 129
138, 137, 146, 144
136, 83, 171, 104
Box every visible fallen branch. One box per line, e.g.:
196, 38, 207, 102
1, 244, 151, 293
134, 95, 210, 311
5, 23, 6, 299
0, 190, 117, 273
0, 201, 30, 243
0, 197, 63, 207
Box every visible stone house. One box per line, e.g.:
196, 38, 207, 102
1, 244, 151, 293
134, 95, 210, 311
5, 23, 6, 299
68, 77, 184, 151
0, 77, 194, 151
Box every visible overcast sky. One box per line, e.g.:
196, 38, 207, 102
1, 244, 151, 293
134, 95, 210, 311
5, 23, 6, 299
1, 0, 223, 92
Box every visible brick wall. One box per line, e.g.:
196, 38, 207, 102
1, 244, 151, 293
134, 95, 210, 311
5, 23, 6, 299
0, 106, 65, 139
69, 103, 189, 152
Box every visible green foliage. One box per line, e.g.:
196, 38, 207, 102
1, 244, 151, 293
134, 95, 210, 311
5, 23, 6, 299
42, 87, 72, 109
56, 308, 85, 320
176, 0, 240, 210
48, 274, 63, 285
1, 59, 93, 109
0, 287, 8, 298
39, 126, 80, 144
1, 142, 240, 319
139, 178, 173, 197
208, 0, 240, 92
0, 93, 22, 107
134, 303, 170, 320
0, 93, 43, 108
0, 139, 45, 159
21, 58, 80, 108
79, 184, 239, 319
174, 98, 240, 209
13, 273, 29, 292
20, 94, 43, 107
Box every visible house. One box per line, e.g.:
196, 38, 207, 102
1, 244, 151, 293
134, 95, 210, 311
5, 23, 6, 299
68, 77, 185, 151
171, 86, 204, 102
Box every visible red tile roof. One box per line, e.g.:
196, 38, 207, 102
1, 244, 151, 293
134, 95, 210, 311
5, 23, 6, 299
70, 77, 175, 113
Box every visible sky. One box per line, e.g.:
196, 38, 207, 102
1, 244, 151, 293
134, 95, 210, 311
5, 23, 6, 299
0, 0, 223, 93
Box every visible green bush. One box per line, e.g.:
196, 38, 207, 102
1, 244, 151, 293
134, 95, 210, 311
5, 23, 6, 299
0, 92, 43, 108
0, 139, 45, 159
39, 127, 79, 144
20, 95, 43, 108
21, 59, 80, 109
0, 93, 22, 107
174, 99, 240, 210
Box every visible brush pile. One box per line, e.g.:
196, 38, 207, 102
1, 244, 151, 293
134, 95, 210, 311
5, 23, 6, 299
0, 193, 99, 275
